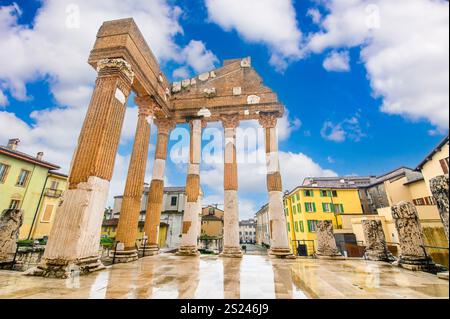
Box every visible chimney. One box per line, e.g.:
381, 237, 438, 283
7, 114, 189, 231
36, 152, 44, 160
7, 138, 20, 151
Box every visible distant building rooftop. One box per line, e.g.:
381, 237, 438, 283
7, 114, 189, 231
416, 135, 449, 170
0, 145, 61, 171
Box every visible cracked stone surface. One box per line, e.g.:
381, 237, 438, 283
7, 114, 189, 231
0, 209, 23, 263
430, 174, 449, 241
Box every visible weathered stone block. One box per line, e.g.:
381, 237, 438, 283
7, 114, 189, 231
0, 209, 23, 263
362, 219, 395, 262
315, 220, 343, 258
430, 174, 449, 242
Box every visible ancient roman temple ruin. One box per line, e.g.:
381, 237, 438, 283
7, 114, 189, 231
31, 18, 292, 278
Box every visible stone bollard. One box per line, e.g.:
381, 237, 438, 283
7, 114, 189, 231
391, 201, 436, 272
430, 175, 449, 242
315, 220, 344, 259
362, 219, 395, 262
0, 209, 24, 264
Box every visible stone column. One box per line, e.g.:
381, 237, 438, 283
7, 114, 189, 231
362, 219, 395, 262
220, 114, 243, 258
141, 118, 176, 256
177, 119, 205, 256
392, 201, 435, 271
259, 113, 293, 259
315, 220, 343, 259
430, 175, 449, 242
113, 96, 156, 263
29, 59, 134, 278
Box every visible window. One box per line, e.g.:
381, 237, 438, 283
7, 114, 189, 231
50, 181, 59, 190
287, 222, 290, 232
307, 220, 318, 232
334, 204, 345, 213
305, 202, 316, 213
322, 203, 333, 213
299, 221, 304, 233
16, 169, 30, 187
9, 199, 20, 210
293, 205, 297, 214
295, 194, 300, 201
171, 196, 178, 206
41, 204, 55, 223
332, 190, 338, 197
320, 190, 328, 197
304, 190, 314, 197
440, 157, 449, 174
294, 222, 299, 232
0, 163, 10, 183
297, 203, 302, 213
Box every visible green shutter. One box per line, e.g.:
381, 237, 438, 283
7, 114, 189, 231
340, 204, 345, 213
300, 221, 304, 232
313, 203, 317, 212
322, 203, 326, 212
297, 203, 302, 213
305, 203, 308, 212
293, 206, 297, 214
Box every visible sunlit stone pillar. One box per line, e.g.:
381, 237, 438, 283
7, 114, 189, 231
141, 118, 176, 256
315, 220, 343, 259
177, 119, 205, 256
430, 175, 449, 242
114, 96, 155, 263
362, 219, 395, 262
259, 113, 294, 259
392, 201, 436, 271
35, 58, 134, 278
220, 114, 243, 258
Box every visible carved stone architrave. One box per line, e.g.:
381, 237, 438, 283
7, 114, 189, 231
430, 175, 449, 242
392, 201, 437, 272
362, 219, 395, 262
315, 220, 343, 259
0, 209, 24, 263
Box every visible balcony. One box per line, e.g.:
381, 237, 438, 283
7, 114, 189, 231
45, 188, 63, 198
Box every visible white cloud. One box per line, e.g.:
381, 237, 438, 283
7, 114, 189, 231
323, 50, 351, 72
173, 66, 191, 80
307, 8, 322, 24
307, 0, 449, 130
205, 0, 303, 71
321, 115, 366, 143
181, 40, 218, 74
0, 90, 7, 107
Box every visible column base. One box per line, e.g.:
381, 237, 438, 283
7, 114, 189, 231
220, 247, 243, 258
365, 250, 396, 262
25, 256, 105, 279
109, 250, 139, 264
139, 245, 159, 257
269, 248, 296, 259
176, 246, 200, 257
437, 271, 449, 280
398, 256, 439, 273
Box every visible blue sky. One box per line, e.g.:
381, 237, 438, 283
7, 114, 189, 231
0, 0, 448, 218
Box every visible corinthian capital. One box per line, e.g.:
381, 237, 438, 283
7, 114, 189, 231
96, 58, 135, 83
155, 118, 177, 135
135, 95, 158, 117
258, 112, 278, 129
221, 114, 240, 129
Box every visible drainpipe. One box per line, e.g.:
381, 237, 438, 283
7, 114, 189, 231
27, 172, 49, 240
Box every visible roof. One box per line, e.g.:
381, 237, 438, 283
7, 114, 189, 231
417, 135, 449, 170
0, 146, 60, 170
48, 170, 69, 179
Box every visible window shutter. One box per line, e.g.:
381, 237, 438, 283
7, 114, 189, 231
322, 203, 326, 212
440, 159, 449, 174
313, 203, 317, 212
340, 204, 345, 213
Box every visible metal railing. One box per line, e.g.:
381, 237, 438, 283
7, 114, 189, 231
44, 188, 63, 198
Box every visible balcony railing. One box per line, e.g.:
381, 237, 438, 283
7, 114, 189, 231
45, 188, 63, 198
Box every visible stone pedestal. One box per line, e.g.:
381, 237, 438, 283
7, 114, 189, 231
392, 201, 436, 272
362, 219, 395, 262
139, 244, 159, 257
259, 113, 294, 259
315, 220, 344, 259
110, 250, 139, 264
430, 175, 449, 242
0, 209, 24, 263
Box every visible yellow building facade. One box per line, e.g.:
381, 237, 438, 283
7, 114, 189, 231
284, 187, 364, 255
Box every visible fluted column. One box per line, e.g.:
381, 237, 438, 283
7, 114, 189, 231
177, 119, 206, 256
113, 96, 156, 263
37, 58, 135, 278
141, 118, 176, 256
259, 113, 294, 259
220, 114, 243, 258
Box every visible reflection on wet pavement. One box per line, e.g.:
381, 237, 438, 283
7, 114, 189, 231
0, 254, 447, 299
